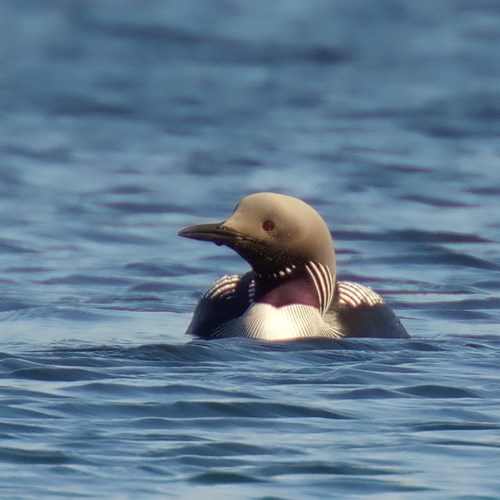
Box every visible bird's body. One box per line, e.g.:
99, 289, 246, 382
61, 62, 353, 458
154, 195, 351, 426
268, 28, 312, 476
179, 193, 409, 341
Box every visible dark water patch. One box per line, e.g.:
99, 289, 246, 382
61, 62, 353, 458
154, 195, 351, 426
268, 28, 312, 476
0, 446, 72, 465
0, 421, 48, 435
407, 340, 446, 352
399, 384, 478, 398
137, 464, 175, 477
104, 184, 152, 195
336, 387, 401, 399
49, 95, 134, 118
0, 238, 37, 254
0, 385, 65, 404
463, 341, 495, 350
467, 186, 500, 196
227, 155, 265, 168
0, 299, 33, 312
261, 461, 395, 477
0, 355, 46, 371
167, 400, 350, 420
82, 16, 217, 46
385, 163, 434, 174
72, 381, 260, 401
129, 281, 175, 293
426, 247, 500, 271
403, 194, 477, 208
408, 91, 500, 137
177, 455, 250, 470
413, 421, 500, 432
82, 14, 351, 67
472, 280, 500, 291
0, 405, 62, 420
175, 441, 275, 458
4, 144, 72, 163
0, 167, 22, 187
256, 497, 289, 500
314, 476, 436, 494
50, 400, 176, 419
6, 366, 107, 382
190, 470, 264, 485
128, 341, 239, 363
124, 417, 203, 432
4, 266, 54, 275
429, 438, 500, 449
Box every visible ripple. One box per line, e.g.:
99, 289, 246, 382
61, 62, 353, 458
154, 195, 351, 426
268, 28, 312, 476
399, 385, 478, 399
336, 387, 401, 399
6, 366, 106, 382
413, 421, 500, 432
260, 461, 395, 477
403, 194, 477, 208
166, 401, 351, 420
190, 470, 264, 485
0, 446, 72, 465
0, 238, 37, 254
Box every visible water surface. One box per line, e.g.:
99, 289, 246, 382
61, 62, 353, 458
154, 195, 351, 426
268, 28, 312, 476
1, 1, 500, 498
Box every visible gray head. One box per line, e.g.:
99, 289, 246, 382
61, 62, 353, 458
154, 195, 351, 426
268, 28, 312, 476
178, 192, 336, 280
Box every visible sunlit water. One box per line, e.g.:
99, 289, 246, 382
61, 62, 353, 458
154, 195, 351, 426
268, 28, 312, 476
1, 1, 500, 498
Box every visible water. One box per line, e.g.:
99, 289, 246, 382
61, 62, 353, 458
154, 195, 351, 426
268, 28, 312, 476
1, 1, 500, 498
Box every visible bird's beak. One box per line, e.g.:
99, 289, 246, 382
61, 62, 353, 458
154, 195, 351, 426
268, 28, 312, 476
178, 222, 242, 247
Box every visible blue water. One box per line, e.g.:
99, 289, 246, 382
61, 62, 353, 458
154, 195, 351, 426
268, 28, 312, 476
1, 1, 500, 498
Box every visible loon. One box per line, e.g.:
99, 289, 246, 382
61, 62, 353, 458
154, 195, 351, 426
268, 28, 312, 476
178, 192, 409, 341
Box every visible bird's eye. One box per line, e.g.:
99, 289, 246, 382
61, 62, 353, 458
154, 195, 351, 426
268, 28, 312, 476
262, 219, 274, 232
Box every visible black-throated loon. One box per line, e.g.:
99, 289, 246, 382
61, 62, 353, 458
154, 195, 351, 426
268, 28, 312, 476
178, 192, 409, 341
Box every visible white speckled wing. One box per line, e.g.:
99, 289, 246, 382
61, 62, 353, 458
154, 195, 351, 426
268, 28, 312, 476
337, 281, 384, 307
326, 281, 409, 339
185, 273, 254, 339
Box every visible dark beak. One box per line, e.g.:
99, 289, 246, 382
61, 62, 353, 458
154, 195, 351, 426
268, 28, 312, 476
178, 222, 241, 246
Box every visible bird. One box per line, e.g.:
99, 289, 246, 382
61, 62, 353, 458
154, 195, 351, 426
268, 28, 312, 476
178, 192, 409, 341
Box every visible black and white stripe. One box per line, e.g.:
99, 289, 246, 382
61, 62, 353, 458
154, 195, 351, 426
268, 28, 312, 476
203, 274, 255, 303
305, 261, 334, 316
204, 275, 241, 301
212, 303, 343, 340
337, 281, 384, 308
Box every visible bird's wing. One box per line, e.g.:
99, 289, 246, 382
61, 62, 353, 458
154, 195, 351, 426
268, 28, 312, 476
325, 281, 409, 339
185, 272, 254, 339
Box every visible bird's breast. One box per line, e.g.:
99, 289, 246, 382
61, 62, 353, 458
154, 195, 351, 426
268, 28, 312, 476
239, 302, 335, 341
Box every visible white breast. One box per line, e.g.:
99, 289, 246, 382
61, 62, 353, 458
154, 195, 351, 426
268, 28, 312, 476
233, 303, 341, 341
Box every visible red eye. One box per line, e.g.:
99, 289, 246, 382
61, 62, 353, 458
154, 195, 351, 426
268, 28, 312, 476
262, 219, 274, 232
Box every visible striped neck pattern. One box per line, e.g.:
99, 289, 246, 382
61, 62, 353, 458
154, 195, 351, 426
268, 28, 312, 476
305, 261, 335, 315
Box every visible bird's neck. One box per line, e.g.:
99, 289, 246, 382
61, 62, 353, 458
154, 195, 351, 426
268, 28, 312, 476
252, 261, 335, 314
